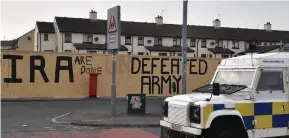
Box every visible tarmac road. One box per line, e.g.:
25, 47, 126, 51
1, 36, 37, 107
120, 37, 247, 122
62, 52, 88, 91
1, 99, 163, 138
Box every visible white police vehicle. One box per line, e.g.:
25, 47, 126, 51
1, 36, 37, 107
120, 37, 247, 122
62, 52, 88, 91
160, 52, 289, 138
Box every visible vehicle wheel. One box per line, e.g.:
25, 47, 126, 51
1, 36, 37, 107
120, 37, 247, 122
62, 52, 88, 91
204, 117, 248, 138
160, 127, 169, 138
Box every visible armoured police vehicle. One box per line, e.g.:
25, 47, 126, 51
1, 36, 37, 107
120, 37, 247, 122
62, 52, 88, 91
160, 52, 289, 138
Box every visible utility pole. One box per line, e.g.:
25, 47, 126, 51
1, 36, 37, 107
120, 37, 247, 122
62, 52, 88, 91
181, 0, 188, 95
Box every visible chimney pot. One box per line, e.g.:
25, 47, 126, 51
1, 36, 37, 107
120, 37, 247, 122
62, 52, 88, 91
155, 15, 163, 25
264, 22, 272, 31
213, 19, 221, 29
89, 10, 97, 20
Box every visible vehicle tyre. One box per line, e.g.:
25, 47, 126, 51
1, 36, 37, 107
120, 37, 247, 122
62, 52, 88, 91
204, 116, 248, 138
160, 127, 169, 138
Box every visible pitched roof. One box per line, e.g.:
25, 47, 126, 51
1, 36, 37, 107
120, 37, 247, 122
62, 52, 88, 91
145, 46, 195, 53
208, 47, 235, 54
1, 39, 18, 50
238, 45, 281, 55
36, 22, 55, 33
73, 43, 128, 51
54, 16, 289, 42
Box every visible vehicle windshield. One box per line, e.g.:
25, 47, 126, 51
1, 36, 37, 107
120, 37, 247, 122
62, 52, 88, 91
192, 70, 255, 94
213, 70, 255, 87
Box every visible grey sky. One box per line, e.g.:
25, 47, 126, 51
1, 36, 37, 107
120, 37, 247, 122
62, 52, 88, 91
1, 0, 289, 40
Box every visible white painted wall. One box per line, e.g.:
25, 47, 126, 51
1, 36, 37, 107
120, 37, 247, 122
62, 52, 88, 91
41, 33, 56, 51
54, 20, 62, 52
34, 24, 39, 51
32, 20, 283, 58
162, 37, 173, 46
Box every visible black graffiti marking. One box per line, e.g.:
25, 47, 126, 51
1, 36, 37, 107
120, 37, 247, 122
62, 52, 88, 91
140, 75, 181, 95
3, 55, 75, 83
151, 58, 159, 74
142, 58, 150, 74
74, 56, 92, 65
131, 57, 181, 75
30, 56, 49, 83
199, 59, 208, 75
81, 66, 102, 74
161, 58, 169, 74
171, 59, 180, 74
189, 59, 208, 75
3, 55, 23, 83
141, 76, 151, 94
131, 57, 140, 74
55, 56, 74, 83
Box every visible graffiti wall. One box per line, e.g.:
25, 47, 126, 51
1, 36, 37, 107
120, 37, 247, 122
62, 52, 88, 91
1, 51, 221, 98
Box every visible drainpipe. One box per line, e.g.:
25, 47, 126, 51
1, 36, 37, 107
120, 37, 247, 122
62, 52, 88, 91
40, 33, 42, 51
62, 33, 64, 52
131, 36, 134, 55
196, 39, 200, 57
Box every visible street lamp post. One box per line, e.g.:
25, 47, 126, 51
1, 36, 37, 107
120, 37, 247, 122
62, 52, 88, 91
181, 0, 188, 95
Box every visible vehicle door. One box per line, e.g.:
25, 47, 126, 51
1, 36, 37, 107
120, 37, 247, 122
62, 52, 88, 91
253, 67, 289, 137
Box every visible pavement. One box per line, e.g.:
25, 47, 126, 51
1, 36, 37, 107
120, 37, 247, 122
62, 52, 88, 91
1, 98, 165, 138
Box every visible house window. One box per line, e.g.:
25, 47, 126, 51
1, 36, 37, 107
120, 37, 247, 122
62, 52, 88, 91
209, 54, 212, 58
138, 52, 144, 55
173, 38, 181, 46
219, 40, 223, 47
257, 71, 284, 91
201, 39, 206, 48
125, 36, 131, 45
108, 51, 118, 54
127, 52, 131, 55
87, 50, 97, 53
215, 40, 219, 47
215, 40, 223, 47
232, 41, 239, 49
44, 50, 54, 52
154, 37, 162, 46
169, 52, 175, 56
264, 42, 268, 46
83, 34, 93, 43
159, 53, 167, 56
44, 34, 49, 41
222, 54, 229, 58
64, 33, 72, 42
190, 39, 196, 47
138, 37, 144, 45
201, 54, 206, 58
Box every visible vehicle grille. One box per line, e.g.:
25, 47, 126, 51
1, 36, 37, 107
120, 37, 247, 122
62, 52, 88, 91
168, 103, 188, 126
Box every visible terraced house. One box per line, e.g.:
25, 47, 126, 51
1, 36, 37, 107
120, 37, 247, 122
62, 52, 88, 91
6, 10, 289, 58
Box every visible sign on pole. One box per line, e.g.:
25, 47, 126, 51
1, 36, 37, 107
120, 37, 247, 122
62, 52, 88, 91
107, 5, 121, 117
107, 6, 121, 50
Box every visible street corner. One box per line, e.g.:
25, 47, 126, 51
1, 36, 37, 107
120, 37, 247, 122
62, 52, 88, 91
1, 129, 160, 138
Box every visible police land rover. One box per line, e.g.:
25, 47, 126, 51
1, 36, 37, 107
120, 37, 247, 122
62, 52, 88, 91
160, 52, 289, 138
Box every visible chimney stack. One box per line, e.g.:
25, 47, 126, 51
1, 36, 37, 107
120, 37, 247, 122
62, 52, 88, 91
89, 10, 97, 20
264, 22, 272, 32
155, 15, 163, 25
213, 19, 221, 29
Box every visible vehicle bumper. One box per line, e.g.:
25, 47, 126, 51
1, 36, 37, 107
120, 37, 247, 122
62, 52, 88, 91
160, 120, 202, 136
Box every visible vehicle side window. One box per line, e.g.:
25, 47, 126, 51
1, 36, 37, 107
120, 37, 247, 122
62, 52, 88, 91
257, 71, 284, 91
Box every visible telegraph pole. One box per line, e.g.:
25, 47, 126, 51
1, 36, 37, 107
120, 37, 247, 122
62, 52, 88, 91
181, 0, 188, 95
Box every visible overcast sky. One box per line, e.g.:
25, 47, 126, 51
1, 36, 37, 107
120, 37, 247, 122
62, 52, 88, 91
1, 0, 289, 40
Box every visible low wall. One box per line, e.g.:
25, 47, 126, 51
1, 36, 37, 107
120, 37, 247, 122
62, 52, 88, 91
1, 51, 221, 98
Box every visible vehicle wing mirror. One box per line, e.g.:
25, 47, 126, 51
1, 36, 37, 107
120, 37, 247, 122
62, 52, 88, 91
172, 82, 177, 93
212, 83, 220, 96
